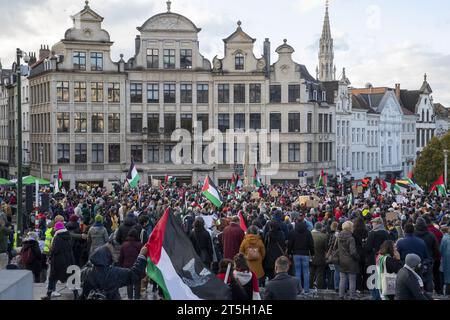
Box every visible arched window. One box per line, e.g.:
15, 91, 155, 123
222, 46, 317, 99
422, 110, 425, 122
426, 110, 429, 123
235, 53, 244, 70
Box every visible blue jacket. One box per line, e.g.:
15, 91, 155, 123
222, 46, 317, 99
396, 234, 428, 262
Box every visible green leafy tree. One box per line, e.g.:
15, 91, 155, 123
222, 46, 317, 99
414, 132, 450, 190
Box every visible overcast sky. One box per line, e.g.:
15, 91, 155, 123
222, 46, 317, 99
1, 0, 449, 105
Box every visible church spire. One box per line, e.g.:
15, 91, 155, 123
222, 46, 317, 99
318, 0, 334, 82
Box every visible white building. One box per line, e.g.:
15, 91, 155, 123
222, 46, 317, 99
434, 103, 450, 137
0, 64, 11, 178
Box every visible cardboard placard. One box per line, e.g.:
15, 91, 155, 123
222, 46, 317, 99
386, 211, 399, 222
270, 190, 279, 198
299, 196, 309, 206
306, 199, 319, 208
151, 179, 161, 187
251, 192, 260, 199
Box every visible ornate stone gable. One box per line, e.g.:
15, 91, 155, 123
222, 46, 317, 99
138, 13, 201, 33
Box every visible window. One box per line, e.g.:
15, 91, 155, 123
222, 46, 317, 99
92, 144, 104, 163
164, 145, 174, 163
74, 113, 87, 133
108, 83, 120, 103
146, 49, 159, 69
131, 145, 143, 163
381, 146, 384, 165
163, 49, 175, 69
233, 84, 246, 103
288, 85, 300, 103
288, 143, 300, 162
197, 84, 209, 104
235, 53, 244, 70
146, 84, 159, 103
108, 144, 120, 163
90, 52, 103, 71
329, 114, 332, 133
164, 114, 176, 134
218, 114, 230, 133
180, 49, 192, 69
313, 90, 318, 101
180, 114, 193, 132
148, 145, 159, 163
270, 85, 281, 103
322, 91, 327, 101
164, 84, 176, 103
249, 84, 261, 103
234, 114, 245, 131
130, 83, 142, 103
56, 112, 69, 133
92, 113, 104, 133
108, 113, 120, 133
57, 144, 70, 163
218, 84, 230, 103
388, 146, 392, 163
74, 82, 87, 102
324, 114, 328, 133
270, 113, 281, 132
75, 143, 87, 163
56, 81, 69, 102
147, 114, 159, 134
288, 113, 300, 132
73, 51, 86, 70
318, 114, 323, 133
180, 84, 192, 103
130, 114, 143, 133
250, 114, 261, 130
307, 113, 312, 133
319, 143, 323, 162
91, 82, 103, 102
307, 143, 312, 162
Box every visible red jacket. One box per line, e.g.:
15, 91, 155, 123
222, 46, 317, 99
427, 225, 443, 244
223, 223, 245, 260
118, 238, 143, 268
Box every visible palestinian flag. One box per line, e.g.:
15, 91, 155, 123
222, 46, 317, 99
165, 175, 175, 184
429, 175, 446, 196
253, 167, 261, 188
230, 174, 236, 191
202, 176, 223, 208
236, 174, 243, 189
57, 168, 63, 189
145, 208, 231, 300
126, 161, 141, 188
238, 211, 248, 232
316, 169, 326, 188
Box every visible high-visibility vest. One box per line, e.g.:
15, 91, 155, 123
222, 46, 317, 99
13, 232, 17, 250
43, 227, 54, 254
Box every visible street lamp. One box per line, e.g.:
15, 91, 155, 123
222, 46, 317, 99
39, 145, 43, 178
15, 48, 29, 246
444, 149, 449, 190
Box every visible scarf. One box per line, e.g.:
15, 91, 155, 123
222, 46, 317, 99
372, 223, 385, 232
233, 270, 261, 300
404, 264, 424, 288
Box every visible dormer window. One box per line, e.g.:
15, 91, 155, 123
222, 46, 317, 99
146, 49, 159, 69
180, 49, 192, 69
90, 52, 103, 71
73, 51, 86, 70
163, 49, 175, 69
322, 91, 327, 101
313, 90, 318, 101
235, 53, 244, 70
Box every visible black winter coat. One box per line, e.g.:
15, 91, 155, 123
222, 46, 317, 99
337, 230, 360, 274
66, 221, 84, 266
49, 230, 75, 282
395, 267, 428, 300
287, 222, 315, 257
81, 246, 146, 300
189, 228, 213, 266
115, 215, 137, 245
414, 225, 439, 261
264, 230, 286, 269
365, 229, 389, 266
21, 240, 42, 274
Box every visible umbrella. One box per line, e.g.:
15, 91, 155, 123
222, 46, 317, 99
0, 178, 12, 186
9, 176, 51, 186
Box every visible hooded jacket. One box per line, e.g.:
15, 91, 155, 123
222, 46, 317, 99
49, 229, 75, 282
414, 218, 439, 261
337, 230, 360, 274
81, 245, 146, 300
88, 223, 109, 254
287, 221, 315, 257
239, 234, 266, 279
115, 215, 136, 245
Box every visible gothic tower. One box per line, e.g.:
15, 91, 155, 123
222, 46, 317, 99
318, 0, 335, 82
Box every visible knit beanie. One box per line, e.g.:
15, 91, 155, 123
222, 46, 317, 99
405, 254, 421, 268
95, 214, 103, 223
54, 221, 65, 231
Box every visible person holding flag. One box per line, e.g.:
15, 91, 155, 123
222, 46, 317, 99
202, 176, 223, 208
429, 175, 447, 196
316, 169, 326, 189
253, 167, 262, 188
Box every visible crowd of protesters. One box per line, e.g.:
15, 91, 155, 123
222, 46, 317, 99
0, 180, 450, 300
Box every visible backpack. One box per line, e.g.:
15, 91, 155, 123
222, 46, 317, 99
86, 289, 107, 300
245, 247, 260, 261
21, 245, 35, 266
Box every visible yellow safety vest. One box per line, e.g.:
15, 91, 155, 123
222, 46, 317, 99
13, 232, 17, 250
43, 227, 54, 254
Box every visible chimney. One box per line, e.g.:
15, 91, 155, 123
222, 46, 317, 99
28, 52, 37, 66
135, 35, 141, 56
263, 38, 271, 77
39, 45, 50, 60
395, 83, 401, 101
